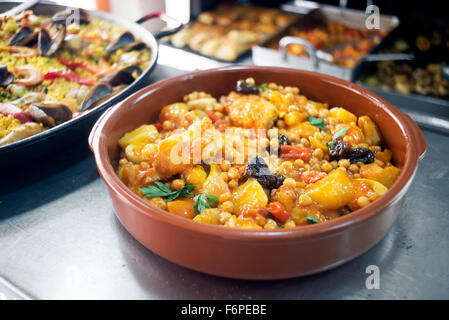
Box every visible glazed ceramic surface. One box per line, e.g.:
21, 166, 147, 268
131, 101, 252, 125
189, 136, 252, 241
89, 66, 426, 280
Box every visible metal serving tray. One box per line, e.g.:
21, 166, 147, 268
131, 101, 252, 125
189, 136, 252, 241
252, 6, 399, 81
163, 6, 302, 63
354, 15, 449, 119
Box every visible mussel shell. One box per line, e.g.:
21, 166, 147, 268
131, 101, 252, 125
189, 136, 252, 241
38, 24, 66, 56
80, 83, 113, 112
106, 32, 136, 54
102, 66, 142, 87
8, 26, 38, 47
0, 66, 14, 87
121, 42, 147, 52
29, 102, 73, 127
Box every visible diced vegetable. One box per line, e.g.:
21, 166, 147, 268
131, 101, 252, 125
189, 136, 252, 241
119, 124, 158, 149
280, 145, 312, 160
186, 165, 207, 186
358, 116, 381, 145
232, 178, 268, 215
306, 168, 354, 210
329, 107, 357, 123
268, 201, 290, 224
359, 163, 400, 188
202, 164, 230, 197
167, 199, 196, 219
193, 208, 220, 224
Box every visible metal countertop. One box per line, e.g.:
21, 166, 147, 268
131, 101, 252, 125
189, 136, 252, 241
0, 61, 448, 300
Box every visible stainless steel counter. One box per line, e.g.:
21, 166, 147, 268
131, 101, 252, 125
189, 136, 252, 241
0, 60, 448, 300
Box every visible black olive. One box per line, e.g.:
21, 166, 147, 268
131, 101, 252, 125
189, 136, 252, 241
236, 79, 259, 95
338, 206, 352, 216
329, 139, 349, 161
273, 134, 291, 156
244, 156, 285, 190
278, 134, 291, 147
346, 148, 375, 164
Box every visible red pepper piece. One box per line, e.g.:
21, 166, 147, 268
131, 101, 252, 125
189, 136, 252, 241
56, 56, 97, 74
268, 202, 290, 224
280, 145, 312, 161
44, 70, 95, 86
301, 171, 326, 184
0, 103, 33, 123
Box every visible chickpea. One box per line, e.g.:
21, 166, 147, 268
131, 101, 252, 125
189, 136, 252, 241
294, 159, 304, 168
321, 161, 333, 173
162, 120, 174, 131
245, 77, 255, 85
148, 197, 167, 210
220, 172, 229, 182
283, 178, 297, 188
264, 219, 278, 229
219, 192, 232, 203
338, 159, 350, 168
218, 211, 232, 224
276, 119, 285, 129
349, 164, 359, 173
284, 220, 296, 228
357, 196, 370, 208
220, 201, 234, 213
171, 179, 185, 190
228, 179, 239, 189
284, 111, 301, 126
220, 160, 231, 172
313, 148, 324, 159
228, 167, 240, 180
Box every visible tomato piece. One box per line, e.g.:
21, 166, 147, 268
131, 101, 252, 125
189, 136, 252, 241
280, 145, 312, 161
268, 201, 290, 224
154, 122, 163, 132
302, 171, 326, 184
206, 110, 221, 123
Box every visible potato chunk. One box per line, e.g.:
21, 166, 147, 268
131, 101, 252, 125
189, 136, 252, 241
223, 92, 278, 129
202, 164, 230, 197
119, 124, 158, 149
193, 208, 220, 225
232, 178, 268, 215
306, 168, 354, 210
359, 163, 400, 188
167, 199, 196, 219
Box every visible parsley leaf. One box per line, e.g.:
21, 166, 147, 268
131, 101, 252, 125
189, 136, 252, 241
140, 182, 196, 202
307, 115, 326, 130
332, 127, 349, 140
193, 193, 219, 215
326, 141, 334, 147
259, 83, 268, 91
305, 215, 320, 224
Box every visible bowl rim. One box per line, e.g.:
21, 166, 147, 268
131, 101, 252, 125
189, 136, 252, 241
90, 65, 423, 241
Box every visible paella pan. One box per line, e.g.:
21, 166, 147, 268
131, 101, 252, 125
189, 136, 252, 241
0, 1, 181, 167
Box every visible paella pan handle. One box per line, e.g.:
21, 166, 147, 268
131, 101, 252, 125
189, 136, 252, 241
135, 12, 183, 39
279, 36, 319, 69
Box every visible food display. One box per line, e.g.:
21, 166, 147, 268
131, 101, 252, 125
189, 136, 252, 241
116, 78, 400, 230
0, 9, 151, 146
270, 21, 388, 68
167, 3, 297, 61
362, 28, 449, 99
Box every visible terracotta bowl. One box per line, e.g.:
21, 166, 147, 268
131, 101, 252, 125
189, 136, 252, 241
89, 66, 426, 280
